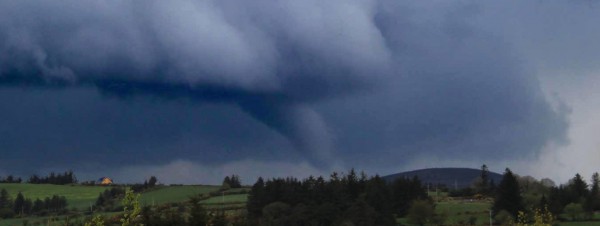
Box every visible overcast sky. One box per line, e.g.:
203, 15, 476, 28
0, 0, 599, 185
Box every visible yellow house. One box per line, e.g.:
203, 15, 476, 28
98, 177, 113, 185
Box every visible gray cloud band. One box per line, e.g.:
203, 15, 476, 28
0, 0, 574, 169
0, 1, 394, 165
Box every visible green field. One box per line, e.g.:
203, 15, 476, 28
437, 201, 490, 213
0, 212, 122, 226
0, 184, 247, 226
138, 185, 221, 206
137, 186, 248, 210
398, 198, 600, 226
0, 183, 244, 210
0, 183, 110, 210
402, 198, 600, 226
199, 194, 248, 204
436, 200, 492, 225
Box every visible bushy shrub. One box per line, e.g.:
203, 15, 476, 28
494, 209, 514, 226
0, 208, 14, 219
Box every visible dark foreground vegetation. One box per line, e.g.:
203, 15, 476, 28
0, 189, 68, 219
246, 169, 428, 226
0, 166, 600, 225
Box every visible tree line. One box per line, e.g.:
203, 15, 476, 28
131, 176, 158, 193
245, 169, 428, 226
73, 166, 598, 226
77, 169, 429, 226
0, 175, 22, 183
0, 189, 68, 219
0, 171, 77, 185
546, 172, 600, 221
222, 174, 242, 189
481, 167, 600, 224
27, 171, 77, 185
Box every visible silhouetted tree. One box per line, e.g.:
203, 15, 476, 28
493, 168, 523, 217
23, 198, 32, 215
475, 164, 490, 195
223, 175, 241, 188
148, 176, 158, 187
247, 177, 265, 225
570, 173, 588, 201
31, 199, 44, 214
0, 189, 12, 209
230, 174, 242, 188
221, 176, 231, 190
391, 176, 428, 216
590, 172, 600, 211
364, 175, 395, 225
13, 192, 24, 216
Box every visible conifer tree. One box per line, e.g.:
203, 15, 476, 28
13, 192, 24, 216
590, 172, 600, 211
477, 164, 490, 195
570, 173, 588, 200
247, 177, 265, 225
0, 189, 12, 209
492, 168, 523, 217
31, 199, 44, 213
222, 176, 231, 188
148, 176, 157, 187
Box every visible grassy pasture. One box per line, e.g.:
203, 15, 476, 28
427, 199, 600, 226
0, 212, 122, 226
0, 184, 245, 225
0, 216, 50, 226
199, 194, 248, 204
436, 200, 492, 225
0, 183, 109, 210
436, 200, 491, 215
0, 183, 242, 209
397, 198, 492, 226
0, 215, 69, 226
138, 185, 221, 206
427, 191, 449, 199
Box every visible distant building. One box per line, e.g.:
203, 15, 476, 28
98, 177, 113, 185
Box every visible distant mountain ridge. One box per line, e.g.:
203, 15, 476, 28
382, 167, 503, 189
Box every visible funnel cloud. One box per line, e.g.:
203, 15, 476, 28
1, 0, 597, 183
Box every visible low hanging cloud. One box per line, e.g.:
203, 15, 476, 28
0, 0, 581, 178
81, 159, 333, 185
0, 0, 393, 164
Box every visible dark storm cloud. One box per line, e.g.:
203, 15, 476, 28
319, 0, 571, 167
0, 0, 392, 164
0, 0, 579, 175
0, 87, 299, 173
